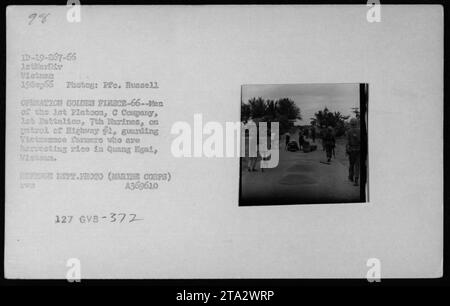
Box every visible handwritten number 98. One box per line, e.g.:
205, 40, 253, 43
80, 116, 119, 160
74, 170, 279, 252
28, 13, 50, 25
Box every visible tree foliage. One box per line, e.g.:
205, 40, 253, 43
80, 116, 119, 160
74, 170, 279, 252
311, 107, 350, 137
241, 97, 301, 135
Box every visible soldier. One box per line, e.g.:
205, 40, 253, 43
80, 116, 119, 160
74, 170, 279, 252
322, 126, 335, 162
298, 132, 305, 150
303, 128, 309, 139
285, 131, 291, 151
346, 118, 361, 186
311, 127, 316, 143
246, 125, 258, 172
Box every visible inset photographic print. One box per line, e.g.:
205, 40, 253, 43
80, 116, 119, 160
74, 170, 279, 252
239, 83, 368, 205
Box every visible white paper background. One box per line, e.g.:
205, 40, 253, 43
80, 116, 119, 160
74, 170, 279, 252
5, 5, 443, 278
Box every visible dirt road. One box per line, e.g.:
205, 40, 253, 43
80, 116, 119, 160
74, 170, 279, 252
241, 131, 361, 205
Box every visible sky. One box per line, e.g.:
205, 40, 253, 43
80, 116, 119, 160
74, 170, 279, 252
241, 83, 360, 125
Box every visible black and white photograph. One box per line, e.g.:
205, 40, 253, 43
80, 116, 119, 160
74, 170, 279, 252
2, 2, 445, 288
240, 83, 368, 205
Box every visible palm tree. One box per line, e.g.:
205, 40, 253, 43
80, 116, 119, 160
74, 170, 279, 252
241, 97, 301, 135
248, 97, 267, 119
